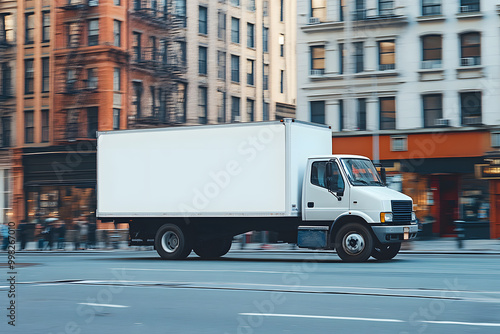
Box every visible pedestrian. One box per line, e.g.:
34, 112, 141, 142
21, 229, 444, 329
87, 216, 96, 250
73, 218, 81, 250
18, 220, 28, 250
57, 221, 66, 250
1, 222, 9, 251
80, 217, 89, 249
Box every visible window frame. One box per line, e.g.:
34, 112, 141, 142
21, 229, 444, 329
88, 19, 99, 46
42, 58, 50, 93
460, 32, 481, 66
310, 101, 325, 124
113, 20, 121, 47
24, 110, 34, 144
247, 23, 255, 48
378, 40, 396, 71
199, 46, 208, 75
41, 110, 49, 143
422, 94, 443, 128
379, 96, 396, 130
247, 59, 255, 86
310, 45, 325, 74
460, 91, 482, 125
231, 17, 240, 44
24, 59, 34, 95
422, 0, 442, 16
42, 11, 50, 43
199, 6, 208, 35
311, 0, 327, 22
231, 55, 240, 83
25, 13, 35, 44
231, 96, 241, 122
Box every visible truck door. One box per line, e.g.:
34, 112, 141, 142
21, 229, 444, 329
304, 160, 350, 221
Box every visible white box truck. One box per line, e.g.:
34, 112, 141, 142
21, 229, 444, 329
97, 119, 418, 262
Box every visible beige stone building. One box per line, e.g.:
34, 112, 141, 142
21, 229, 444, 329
183, 0, 296, 124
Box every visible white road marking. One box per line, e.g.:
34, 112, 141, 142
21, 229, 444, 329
422, 320, 500, 327
78, 302, 129, 308
112, 268, 290, 274
239, 313, 404, 323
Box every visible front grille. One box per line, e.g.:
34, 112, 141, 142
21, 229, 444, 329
391, 200, 412, 223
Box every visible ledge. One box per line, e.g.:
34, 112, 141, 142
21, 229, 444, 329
416, 15, 445, 22
418, 69, 445, 81
456, 66, 484, 79
456, 12, 483, 20
301, 16, 408, 33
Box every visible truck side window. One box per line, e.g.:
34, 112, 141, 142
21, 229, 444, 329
311, 161, 344, 191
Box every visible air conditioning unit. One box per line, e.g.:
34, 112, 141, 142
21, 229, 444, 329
309, 17, 320, 24
460, 5, 472, 13
434, 118, 450, 127
88, 0, 99, 7
463, 116, 482, 125
233, 116, 241, 122
310, 69, 324, 76
461, 57, 478, 66
379, 64, 395, 71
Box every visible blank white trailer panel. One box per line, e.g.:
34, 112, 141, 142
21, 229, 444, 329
97, 120, 332, 218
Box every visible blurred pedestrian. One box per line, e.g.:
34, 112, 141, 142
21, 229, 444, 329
73, 218, 81, 250
1, 222, 9, 251
18, 220, 28, 250
80, 217, 89, 249
87, 216, 96, 250
57, 221, 66, 250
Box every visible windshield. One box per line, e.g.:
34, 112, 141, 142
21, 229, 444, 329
341, 158, 384, 186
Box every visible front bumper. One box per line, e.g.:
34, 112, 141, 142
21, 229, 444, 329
371, 224, 418, 243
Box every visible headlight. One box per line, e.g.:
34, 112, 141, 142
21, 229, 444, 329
380, 212, 393, 223
411, 212, 417, 222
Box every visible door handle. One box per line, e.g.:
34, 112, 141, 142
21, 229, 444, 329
307, 202, 314, 208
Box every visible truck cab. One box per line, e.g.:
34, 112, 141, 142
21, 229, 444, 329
300, 155, 418, 261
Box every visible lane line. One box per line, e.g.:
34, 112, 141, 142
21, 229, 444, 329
78, 303, 129, 308
112, 268, 290, 274
239, 313, 404, 323
422, 320, 500, 327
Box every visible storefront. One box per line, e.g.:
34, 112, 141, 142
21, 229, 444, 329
22, 142, 97, 225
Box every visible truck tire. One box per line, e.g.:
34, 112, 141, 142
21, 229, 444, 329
193, 237, 233, 259
371, 242, 401, 261
334, 223, 373, 262
155, 224, 192, 260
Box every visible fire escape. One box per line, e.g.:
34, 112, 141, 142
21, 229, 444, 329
59, 0, 100, 141
130, 0, 187, 126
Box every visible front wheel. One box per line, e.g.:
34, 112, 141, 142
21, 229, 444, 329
371, 242, 401, 261
334, 223, 373, 262
155, 224, 192, 260
193, 236, 233, 259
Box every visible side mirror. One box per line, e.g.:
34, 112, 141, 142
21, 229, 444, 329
380, 167, 387, 186
325, 161, 333, 190
326, 161, 344, 197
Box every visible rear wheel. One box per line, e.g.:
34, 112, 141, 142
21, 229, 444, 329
371, 242, 401, 261
334, 223, 373, 262
193, 236, 233, 259
155, 224, 192, 260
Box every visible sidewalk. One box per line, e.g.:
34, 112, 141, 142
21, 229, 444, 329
5, 238, 500, 255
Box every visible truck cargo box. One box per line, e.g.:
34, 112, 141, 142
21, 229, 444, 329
97, 120, 332, 218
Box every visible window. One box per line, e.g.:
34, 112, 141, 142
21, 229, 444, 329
197, 87, 208, 124
67, 22, 79, 48
247, 23, 255, 48
339, 100, 344, 131
114, 20, 121, 47
354, 42, 364, 73
339, 43, 344, 74
41, 110, 49, 143
25, 59, 34, 95
150, 86, 156, 115
248, 0, 256, 11
177, 40, 186, 65
42, 58, 50, 93
280, 70, 285, 94
66, 69, 76, 92
310, 45, 325, 75
88, 19, 99, 46
247, 99, 255, 122
422, 0, 441, 16
25, 111, 34, 144
231, 55, 240, 82
391, 136, 407, 152
461, 91, 482, 125
133, 82, 143, 118
175, 0, 187, 27
87, 107, 98, 138
231, 0, 240, 6
357, 98, 366, 130
379, 0, 394, 16
280, 0, 284, 21
379, 40, 395, 71
199, 46, 207, 75
263, 1, 269, 16
423, 94, 443, 128
460, 0, 480, 13
160, 40, 168, 64
263, 102, 269, 121
279, 34, 285, 57
231, 17, 240, 44
150, 36, 157, 61
310, 101, 325, 124
199, 6, 208, 35
133, 32, 142, 61
218, 11, 226, 40
340, 0, 346, 21
113, 68, 121, 91
25, 13, 35, 44
311, 161, 344, 190
176, 82, 187, 123
491, 132, 500, 148
87, 68, 98, 89
380, 97, 396, 130
311, 0, 327, 22
263, 64, 269, 90
460, 32, 480, 66
114, 0, 121, 5
1, 117, 11, 147
247, 59, 255, 86
354, 0, 366, 20
218, 51, 226, 80
1, 63, 11, 97
113, 109, 120, 130
0, 14, 14, 44
231, 96, 240, 122
422, 35, 442, 68
263, 27, 269, 52
134, 0, 141, 10
42, 11, 50, 42
218, 90, 226, 123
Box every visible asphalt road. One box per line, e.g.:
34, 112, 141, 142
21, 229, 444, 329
1, 249, 500, 334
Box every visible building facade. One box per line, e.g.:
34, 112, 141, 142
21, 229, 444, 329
0, 0, 16, 224
296, 0, 500, 238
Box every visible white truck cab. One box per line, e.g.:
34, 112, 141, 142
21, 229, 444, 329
299, 155, 418, 261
